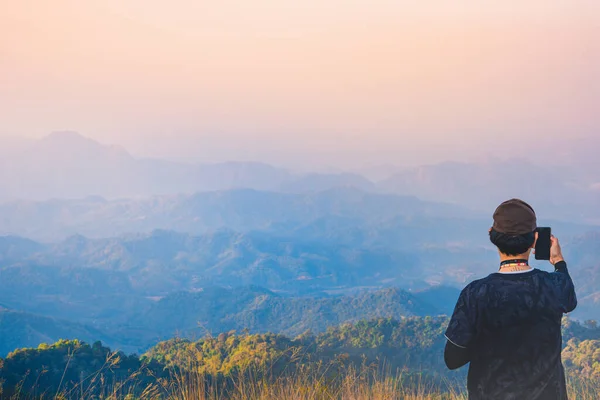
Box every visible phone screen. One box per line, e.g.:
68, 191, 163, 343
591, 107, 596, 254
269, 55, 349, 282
535, 227, 552, 260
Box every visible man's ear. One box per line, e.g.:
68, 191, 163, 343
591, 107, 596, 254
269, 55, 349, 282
531, 231, 539, 249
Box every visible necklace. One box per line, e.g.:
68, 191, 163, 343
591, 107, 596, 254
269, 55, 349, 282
499, 259, 531, 272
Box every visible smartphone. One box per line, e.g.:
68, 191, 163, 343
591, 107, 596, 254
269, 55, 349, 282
535, 227, 552, 260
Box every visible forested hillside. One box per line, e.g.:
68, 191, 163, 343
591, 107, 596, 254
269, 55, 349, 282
1, 318, 598, 399
126, 286, 440, 340
0, 308, 126, 357
0, 286, 446, 357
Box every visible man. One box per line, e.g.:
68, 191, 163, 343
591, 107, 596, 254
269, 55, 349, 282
444, 199, 577, 400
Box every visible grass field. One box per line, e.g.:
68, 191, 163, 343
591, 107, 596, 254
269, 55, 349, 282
9, 365, 596, 400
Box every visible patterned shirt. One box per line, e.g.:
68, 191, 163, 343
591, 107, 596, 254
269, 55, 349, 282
445, 262, 577, 400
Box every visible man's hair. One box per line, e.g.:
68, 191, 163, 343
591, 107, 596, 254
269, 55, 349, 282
489, 228, 535, 256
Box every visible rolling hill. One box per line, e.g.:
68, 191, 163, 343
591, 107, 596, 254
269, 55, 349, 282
0, 307, 131, 357
0, 284, 447, 355
120, 286, 441, 344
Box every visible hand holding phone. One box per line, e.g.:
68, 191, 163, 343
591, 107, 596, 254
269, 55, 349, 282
549, 235, 565, 265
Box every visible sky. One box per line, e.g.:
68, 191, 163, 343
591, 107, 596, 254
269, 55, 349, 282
1, 0, 599, 169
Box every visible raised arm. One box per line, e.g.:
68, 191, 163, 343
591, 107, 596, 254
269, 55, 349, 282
550, 236, 577, 313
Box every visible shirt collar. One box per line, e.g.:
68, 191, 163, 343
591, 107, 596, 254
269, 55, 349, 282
497, 268, 534, 275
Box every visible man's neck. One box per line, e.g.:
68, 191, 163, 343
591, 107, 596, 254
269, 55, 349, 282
499, 252, 530, 263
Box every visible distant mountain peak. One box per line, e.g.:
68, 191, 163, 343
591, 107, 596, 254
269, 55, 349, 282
40, 131, 130, 155
24, 131, 135, 169
45, 130, 88, 140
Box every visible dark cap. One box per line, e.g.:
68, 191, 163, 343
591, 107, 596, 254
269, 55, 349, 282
492, 198, 537, 235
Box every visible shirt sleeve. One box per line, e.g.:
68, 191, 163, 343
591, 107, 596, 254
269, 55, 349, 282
552, 261, 577, 314
444, 339, 471, 370
445, 286, 476, 349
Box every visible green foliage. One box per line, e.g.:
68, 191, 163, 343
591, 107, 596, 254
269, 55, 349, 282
144, 331, 305, 378
562, 316, 600, 342
144, 317, 451, 382
563, 339, 600, 379
0, 339, 164, 399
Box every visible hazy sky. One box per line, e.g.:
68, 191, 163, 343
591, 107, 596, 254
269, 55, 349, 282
1, 0, 599, 168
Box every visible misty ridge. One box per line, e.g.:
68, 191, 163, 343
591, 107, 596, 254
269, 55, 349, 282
1, 131, 600, 224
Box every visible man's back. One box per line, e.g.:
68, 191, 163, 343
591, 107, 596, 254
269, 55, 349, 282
446, 265, 577, 400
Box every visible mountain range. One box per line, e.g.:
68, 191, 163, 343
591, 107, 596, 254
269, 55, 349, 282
1, 132, 600, 224
0, 131, 373, 201
0, 186, 480, 241
380, 159, 600, 221
0, 228, 486, 311
1, 184, 596, 244
1, 224, 599, 356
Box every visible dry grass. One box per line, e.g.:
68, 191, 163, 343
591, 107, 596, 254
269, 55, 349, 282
5, 350, 599, 400
160, 365, 464, 400
7, 370, 599, 400
566, 376, 600, 400
156, 369, 600, 400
